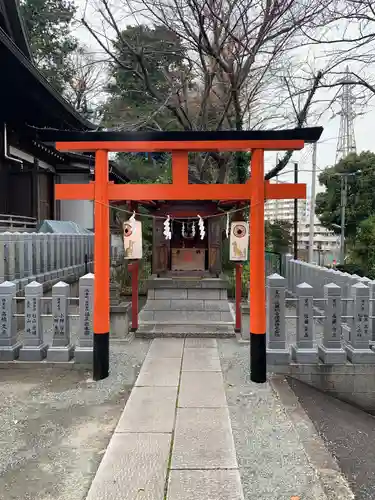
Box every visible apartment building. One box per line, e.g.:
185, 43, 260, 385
264, 198, 307, 223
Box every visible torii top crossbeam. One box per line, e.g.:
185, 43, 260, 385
34, 127, 323, 383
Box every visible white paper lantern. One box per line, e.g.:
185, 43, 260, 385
229, 221, 249, 261
123, 219, 143, 259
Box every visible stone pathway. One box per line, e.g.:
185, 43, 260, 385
85, 338, 243, 500
84, 338, 353, 500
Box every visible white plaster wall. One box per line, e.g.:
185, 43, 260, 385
59, 173, 94, 230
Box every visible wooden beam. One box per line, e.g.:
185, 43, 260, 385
265, 182, 306, 199
55, 183, 94, 200
55, 181, 306, 202
172, 151, 189, 187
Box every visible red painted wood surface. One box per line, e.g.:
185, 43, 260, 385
128, 261, 139, 330
235, 263, 243, 331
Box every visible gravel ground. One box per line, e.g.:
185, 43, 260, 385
289, 378, 375, 500
217, 339, 341, 500
0, 339, 150, 500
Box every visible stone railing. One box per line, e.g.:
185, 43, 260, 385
0, 274, 130, 363
282, 254, 371, 301
0, 232, 96, 292
241, 273, 375, 365
0, 214, 37, 232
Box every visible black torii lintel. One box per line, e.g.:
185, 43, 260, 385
31, 127, 323, 144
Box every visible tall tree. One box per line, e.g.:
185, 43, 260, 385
265, 220, 293, 254
350, 215, 375, 278
102, 24, 189, 131
315, 152, 375, 241
65, 47, 106, 119
20, 0, 78, 93
82, 0, 330, 183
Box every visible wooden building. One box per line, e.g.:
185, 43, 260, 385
0, 0, 126, 231
132, 200, 244, 277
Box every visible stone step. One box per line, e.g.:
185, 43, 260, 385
136, 322, 235, 339
142, 299, 231, 312
146, 278, 229, 290
136, 332, 236, 339
150, 289, 228, 300
136, 331, 235, 338
138, 310, 234, 322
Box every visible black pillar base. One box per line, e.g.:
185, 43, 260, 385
250, 333, 267, 383
93, 332, 109, 381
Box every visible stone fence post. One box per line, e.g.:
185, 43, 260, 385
23, 233, 33, 280
0, 233, 15, 282
80, 235, 85, 272
75, 273, 94, 363
345, 282, 375, 363
40, 234, 48, 279
19, 281, 47, 361
46, 233, 53, 278
266, 274, 289, 364
318, 283, 346, 363
0, 281, 21, 360
13, 232, 25, 282
59, 234, 65, 271
32, 233, 41, 278
369, 280, 375, 345
291, 282, 318, 363
47, 281, 74, 361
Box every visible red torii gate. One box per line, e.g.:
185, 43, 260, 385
37, 129, 322, 382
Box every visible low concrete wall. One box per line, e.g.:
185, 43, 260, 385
270, 364, 375, 415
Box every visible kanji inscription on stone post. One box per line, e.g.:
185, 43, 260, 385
318, 283, 346, 364
266, 274, 289, 364
0, 281, 21, 360
25, 296, 38, 337
79, 273, 94, 349
292, 282, 318, 363
24, 287, 41, 343
51, 281, 70, 347
1, 297, 7, 337
47, 281, 74, 361
296, 284, 313, 349
345, 282, 375, 363
351, 283, 370, 348
19, 281, 47, 361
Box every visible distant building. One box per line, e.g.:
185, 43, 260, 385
297, 215, 339, 265
265, 198, 307, 224
264, 178, 339, 264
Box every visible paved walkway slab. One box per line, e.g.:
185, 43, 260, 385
147, 338, 184, 358
167, 470, 244, 500
171, 407, 238, 469
136, 356, 181, 386
184, 338, 217, 348
85, 433, 171, 500
182, 347, 221, 371
178, 371, 227, 407
116, 386, 178, 433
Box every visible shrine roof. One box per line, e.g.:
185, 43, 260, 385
32, 127, 323, 145
0, 25, 94, 131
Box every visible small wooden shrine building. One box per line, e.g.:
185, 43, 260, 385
125, 200, 245, 277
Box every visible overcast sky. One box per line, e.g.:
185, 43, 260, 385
72, 0, 375, 195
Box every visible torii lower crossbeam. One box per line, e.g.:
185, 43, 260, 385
50, 129, 322, 383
